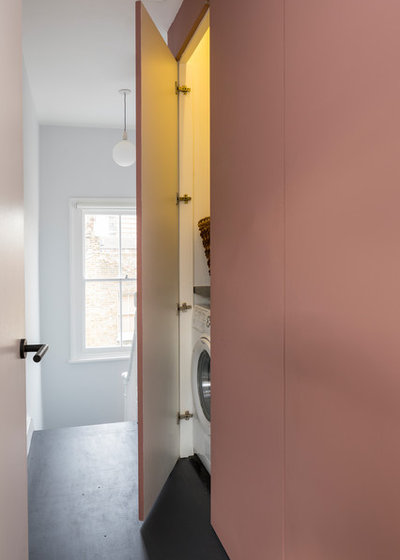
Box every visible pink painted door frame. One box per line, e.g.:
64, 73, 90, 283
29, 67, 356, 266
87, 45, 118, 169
0, 0, 29, 558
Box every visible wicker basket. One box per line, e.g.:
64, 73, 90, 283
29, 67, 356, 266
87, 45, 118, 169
198, 216, 210, 274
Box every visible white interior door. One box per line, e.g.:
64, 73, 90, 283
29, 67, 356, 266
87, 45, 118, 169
0, 0, 29, 558
135, 1, 180, 519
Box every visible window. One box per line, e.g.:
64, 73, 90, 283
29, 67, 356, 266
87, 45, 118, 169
70, 198, 136, 361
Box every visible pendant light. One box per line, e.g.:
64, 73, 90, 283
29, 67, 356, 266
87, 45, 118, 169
113, 89, 136, 167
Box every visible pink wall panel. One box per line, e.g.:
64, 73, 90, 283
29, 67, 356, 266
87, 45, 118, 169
210, 1, 285, 558
285, 1, 400, 558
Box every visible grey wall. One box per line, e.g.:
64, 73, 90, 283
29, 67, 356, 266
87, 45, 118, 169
23, 63, 43, 448
40, 126, 135, 429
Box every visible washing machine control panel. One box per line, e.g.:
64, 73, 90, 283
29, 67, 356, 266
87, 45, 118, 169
193, 305, 211, 334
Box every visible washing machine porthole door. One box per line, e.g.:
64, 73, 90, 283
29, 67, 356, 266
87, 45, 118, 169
197, 349, 211, 421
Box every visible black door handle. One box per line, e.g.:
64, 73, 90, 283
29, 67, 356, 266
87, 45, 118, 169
20, 339, 49, 363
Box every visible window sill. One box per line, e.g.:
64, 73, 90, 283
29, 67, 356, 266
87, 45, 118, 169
69, 355, 130, 364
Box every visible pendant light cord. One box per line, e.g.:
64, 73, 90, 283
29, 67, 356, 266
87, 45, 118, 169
124, 92, 127, 133
113, 89, 135, 166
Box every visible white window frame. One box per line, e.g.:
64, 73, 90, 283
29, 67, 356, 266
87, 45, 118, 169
70, 198, 136, 363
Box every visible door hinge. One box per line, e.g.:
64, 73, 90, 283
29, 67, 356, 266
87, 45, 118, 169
175, 81, 191, 95
177, 410, 194, 424
176, 193, 192, 205
177, 302, 192, 313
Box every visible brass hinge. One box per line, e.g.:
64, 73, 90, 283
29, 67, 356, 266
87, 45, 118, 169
175, 81, 191, 95
176, 193, 192, 205
177, 410, 194, 424
177, 302, 192, 313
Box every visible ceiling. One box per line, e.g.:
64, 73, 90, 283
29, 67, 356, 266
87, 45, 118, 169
22, 0, 183, 129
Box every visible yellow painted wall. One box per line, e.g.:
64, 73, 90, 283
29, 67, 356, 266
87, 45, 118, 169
186, 28, 210, 286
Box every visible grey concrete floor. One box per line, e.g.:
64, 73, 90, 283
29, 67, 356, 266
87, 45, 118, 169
28, 422, 147, 560
28, 421, 229, 560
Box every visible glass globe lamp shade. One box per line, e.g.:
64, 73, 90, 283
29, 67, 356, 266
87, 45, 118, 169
112, 137, 136, 167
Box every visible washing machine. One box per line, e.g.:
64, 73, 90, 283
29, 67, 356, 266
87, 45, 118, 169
191, 304, 211, 473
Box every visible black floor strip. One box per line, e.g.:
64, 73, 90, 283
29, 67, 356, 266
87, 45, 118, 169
141, 457, 229, 560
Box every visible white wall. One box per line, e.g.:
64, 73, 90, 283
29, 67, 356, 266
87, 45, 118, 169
186, 29, 210, 287
23, 63, 43, 450
39, 126, 135, 429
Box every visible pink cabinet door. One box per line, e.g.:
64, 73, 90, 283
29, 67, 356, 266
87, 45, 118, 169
135, 2, 180, 520
210, 1, 285, 559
